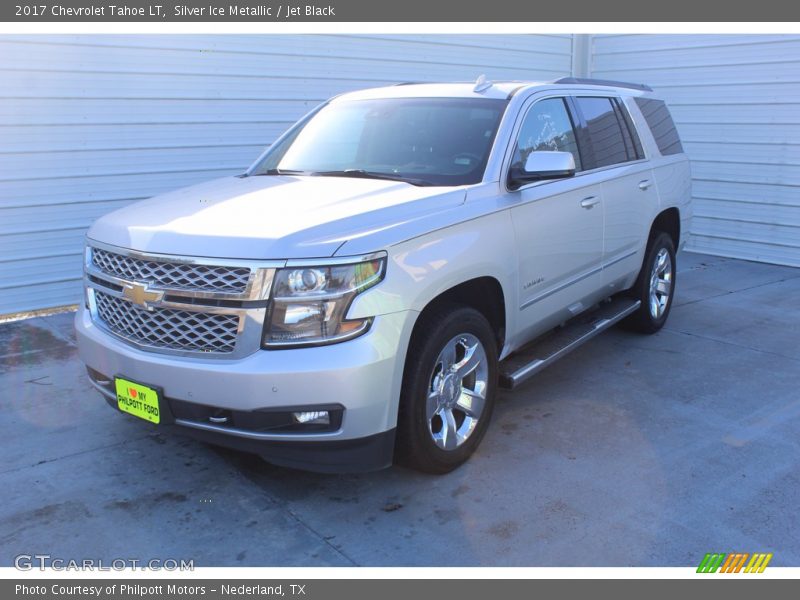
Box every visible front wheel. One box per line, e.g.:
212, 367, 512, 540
395, 304, 498, 474
623, 231, 677, 334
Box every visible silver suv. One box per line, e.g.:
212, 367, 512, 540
76, 77, 691, 473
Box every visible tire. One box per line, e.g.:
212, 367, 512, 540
395, 304, 498, 474
623, 231, 677, 334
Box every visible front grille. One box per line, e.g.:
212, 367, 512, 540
94, 291, 240, 353
92, 247, 251, 294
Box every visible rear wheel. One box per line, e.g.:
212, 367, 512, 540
623, 231, 676, 334
396, 304, 498, 474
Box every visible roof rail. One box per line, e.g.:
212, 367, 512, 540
553, 77, 653, 92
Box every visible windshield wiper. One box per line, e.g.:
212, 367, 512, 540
253, 168, 310, 176
314, 169, 433, 187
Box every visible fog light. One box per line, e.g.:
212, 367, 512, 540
292, 410, 330, 425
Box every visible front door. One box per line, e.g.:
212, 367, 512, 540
504, 96, 605, 343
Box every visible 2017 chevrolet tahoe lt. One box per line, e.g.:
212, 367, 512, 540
76, 77, 692, 473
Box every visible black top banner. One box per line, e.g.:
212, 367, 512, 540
3, 0, 800, 21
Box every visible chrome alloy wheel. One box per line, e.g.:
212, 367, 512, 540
426, 333, 489, 451
649, 247, 673, 319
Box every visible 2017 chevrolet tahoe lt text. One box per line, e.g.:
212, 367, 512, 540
76, 77, 692, 473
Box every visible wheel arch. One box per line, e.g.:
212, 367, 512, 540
410, 276, 507, 352
651, 207, 680, 249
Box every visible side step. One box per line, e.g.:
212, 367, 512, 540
498, 297, 641, 390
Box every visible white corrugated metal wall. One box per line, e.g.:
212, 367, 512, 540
0, 34, 573, 315
590, 34, 800, 267
3, 34, 799, 315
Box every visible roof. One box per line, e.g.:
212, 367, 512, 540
331, 78, 654, 103
333, 81, 531, 102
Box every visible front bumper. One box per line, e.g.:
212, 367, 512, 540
75, 307, 416, 472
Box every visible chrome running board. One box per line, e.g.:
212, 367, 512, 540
499, 297, 641, 390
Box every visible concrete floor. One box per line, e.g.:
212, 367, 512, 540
1, 252, 799, 567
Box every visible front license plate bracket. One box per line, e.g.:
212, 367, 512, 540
114, 377, 163, 424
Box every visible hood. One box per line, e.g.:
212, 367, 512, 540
87, 175, 467, 259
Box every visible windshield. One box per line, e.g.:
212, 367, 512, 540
249, 97, 508, 186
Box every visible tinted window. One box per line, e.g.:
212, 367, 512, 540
575, 97, 631, 169
251, 97, 508, 187
634, 98, 684, 156
513, 97, 582, 171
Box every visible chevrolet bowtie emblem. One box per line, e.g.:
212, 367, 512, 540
121, 281, 164, 310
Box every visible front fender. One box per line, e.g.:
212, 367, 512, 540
347, 210, 518, 356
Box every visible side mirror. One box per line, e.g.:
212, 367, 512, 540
508, 151, 576, 190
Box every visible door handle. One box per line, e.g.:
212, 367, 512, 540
580, 196, 600, 209
638, 179, 652, 191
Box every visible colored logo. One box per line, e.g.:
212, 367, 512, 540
697, 553, 773, 573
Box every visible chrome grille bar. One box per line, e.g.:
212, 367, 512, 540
95, 291, 241, 353
92, 247, 252, 294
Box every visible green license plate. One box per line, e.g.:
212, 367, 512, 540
115, 377, 161, 424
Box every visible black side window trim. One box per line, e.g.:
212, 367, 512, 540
564, 96, 591, 172
613, 98, 644, 160
557, 96, 585, 172
611, 98, 641, 161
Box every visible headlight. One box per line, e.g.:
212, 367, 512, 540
262, 254, 386, 348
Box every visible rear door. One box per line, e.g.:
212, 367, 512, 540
571, 95, 659, 289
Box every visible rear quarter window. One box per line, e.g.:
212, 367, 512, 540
634, 98, 684, 156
